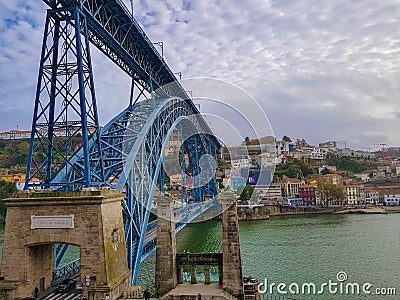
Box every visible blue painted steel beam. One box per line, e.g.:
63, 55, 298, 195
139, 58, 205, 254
25, 6, 104, 190
41, 0, 213, 134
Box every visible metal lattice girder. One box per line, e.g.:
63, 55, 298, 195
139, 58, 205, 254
54, 244, 69, 267
52, 105, 136, 187
43, 0, 184, 99
25, 5, 104, 190
41, 1, 213, 135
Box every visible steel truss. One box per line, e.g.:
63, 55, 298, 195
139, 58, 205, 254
42, 0, 187, 99
25, 6, 104, 189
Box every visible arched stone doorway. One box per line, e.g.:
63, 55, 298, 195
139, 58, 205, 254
0, 189, 131, 300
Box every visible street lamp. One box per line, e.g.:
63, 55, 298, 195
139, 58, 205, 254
153, 42, 164, 58
174, 72, 182, 80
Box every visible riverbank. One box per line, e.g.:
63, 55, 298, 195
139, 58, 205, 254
235, 204, 400, 221
334, 207, 387, 214
385, 206, 400, 213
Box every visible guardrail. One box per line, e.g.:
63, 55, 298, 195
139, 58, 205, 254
146, 220, 157, 232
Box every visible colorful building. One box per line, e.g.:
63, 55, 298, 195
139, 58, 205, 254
343, 185, 365, 205
299, 184, 317, 205
277, 177, 305, 197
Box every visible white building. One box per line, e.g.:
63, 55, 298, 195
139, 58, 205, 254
384, 193, 400, 206
302, 147, 327, 161
17, 178, 42, 190
231, 156, 249, 168
0, 130, 31, 139
257, 153, 275, 168
365, 189, 379, 205
338, 148, 376, 160
275, 141, 291, 155
354, 173, 370, 183
396, 166, 400, 176
343, 185, 365, 205
258, 184, 283, 199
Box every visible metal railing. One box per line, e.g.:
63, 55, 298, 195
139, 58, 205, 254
52, 258, 80, 285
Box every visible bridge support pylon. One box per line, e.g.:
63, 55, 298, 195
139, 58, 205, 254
155, 195, 177, 297
221, 192, 244, 299
0, 189, 132, 300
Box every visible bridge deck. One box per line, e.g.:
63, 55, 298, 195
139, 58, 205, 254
161, 283, 230, 300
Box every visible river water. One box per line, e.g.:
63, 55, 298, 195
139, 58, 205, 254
1, 213, 399, 299
139, 213, 400, 299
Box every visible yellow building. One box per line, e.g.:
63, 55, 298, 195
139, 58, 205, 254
276, 177, 305, 197
0, 173, 25, 184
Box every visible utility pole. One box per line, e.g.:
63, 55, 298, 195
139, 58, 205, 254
130, 0, 134, 16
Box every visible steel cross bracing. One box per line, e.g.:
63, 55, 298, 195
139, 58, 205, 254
42, 0, 190, 100
25, 6, 104, 189
31, 0, 212, 189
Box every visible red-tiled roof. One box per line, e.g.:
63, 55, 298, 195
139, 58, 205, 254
323, 173, 341, 177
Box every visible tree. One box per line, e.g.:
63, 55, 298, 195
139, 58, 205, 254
0, 180, 17, 220
17, 141, 30, 154
239, 185, 255, 201
282, 135, 292, 142
316, 182, 344, 207
320, 168, 331, 175
274, 159, 315, 179
295, 138, 310, 147
325, 153, 374, 173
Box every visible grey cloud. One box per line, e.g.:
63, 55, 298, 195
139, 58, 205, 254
0, 0, 399, 149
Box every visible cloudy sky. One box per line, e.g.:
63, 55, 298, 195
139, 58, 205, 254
1, 0, 399, 150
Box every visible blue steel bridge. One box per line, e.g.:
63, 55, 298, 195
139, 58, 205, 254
24, 0, 221, 285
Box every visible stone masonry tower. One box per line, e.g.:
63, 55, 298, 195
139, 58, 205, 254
221, 191, 244, 298
0, 189, 132, 300
154, 194, 177, 297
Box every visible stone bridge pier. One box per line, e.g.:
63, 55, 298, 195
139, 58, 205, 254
156, 191, 244, 299
221, 192, 244, 298
0, 189, 132, 300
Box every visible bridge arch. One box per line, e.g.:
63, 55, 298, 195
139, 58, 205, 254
118, 97, 219, 283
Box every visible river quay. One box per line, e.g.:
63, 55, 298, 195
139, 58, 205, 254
234, 204, 400, 220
